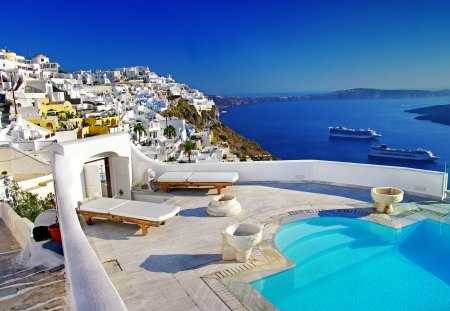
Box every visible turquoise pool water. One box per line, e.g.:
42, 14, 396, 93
251, 217, 450, 310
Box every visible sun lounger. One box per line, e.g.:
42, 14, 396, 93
76, 197, 180, 236
156, 171, 239, 194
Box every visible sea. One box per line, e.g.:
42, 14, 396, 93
220, 97, 450, 173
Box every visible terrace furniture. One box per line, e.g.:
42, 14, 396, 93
222, 223, 263, 262
207, 194, 242, 216
76, 197, 180, 236
371, 187, 404, 214
156, 171, 239, 194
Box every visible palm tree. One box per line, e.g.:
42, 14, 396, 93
164, 125, 177, 139
183, 140, 195, 163
133, 123, 146, 144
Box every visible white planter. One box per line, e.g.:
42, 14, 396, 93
371, 187, 404, 214
207, 194, 242, 217
221, 223, 263, 262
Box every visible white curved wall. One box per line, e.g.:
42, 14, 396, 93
52, 133, 131, 310
53, 154, 126, 311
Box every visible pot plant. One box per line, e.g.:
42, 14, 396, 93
48, 197, 61, 242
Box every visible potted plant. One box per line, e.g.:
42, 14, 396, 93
48, 197, 61, 242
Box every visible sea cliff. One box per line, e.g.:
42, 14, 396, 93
405, 104, 450, 126
161, 98, 276, 160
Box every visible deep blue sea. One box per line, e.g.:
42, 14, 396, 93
220, 97, 450, 172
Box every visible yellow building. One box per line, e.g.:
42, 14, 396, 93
39, 101, 77, 119
26, 100, 120, 136
80, 125, 110, 138
83, 116, 119, 127
27, 119, 59, 132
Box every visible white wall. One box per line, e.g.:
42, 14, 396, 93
130, 144, 447, 199
0, 203, 33, 248
55, 130, 78, 143
52, 132, 132, 206
0, 146, 52, 176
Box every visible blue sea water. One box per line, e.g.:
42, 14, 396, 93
220, 97, 450, 172
251, 217, 450, 311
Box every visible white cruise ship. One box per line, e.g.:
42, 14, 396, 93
329, 126, 381, 139
369, 144, 439, 162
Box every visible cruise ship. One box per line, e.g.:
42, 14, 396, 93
369, 144, 439, 161
329, 126, 381, 139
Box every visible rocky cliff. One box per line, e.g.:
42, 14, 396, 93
161, 98, 276, 160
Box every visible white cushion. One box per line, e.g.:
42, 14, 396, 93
111, 201, 180, 222
187, 172, 239, 183
157, 172, 193, 182
79, 197, 129, 214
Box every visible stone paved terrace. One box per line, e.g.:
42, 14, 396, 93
0, 220, 67, 310
81, 182, 450, 311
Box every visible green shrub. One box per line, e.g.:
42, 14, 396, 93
3, 180, 55, 222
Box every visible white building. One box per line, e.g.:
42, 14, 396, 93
93, 72, 111, 85
30, 53, 59, 74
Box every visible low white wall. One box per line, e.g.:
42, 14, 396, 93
55, 130, 78, 143
0, 203, 33, 248
131, 144, 447, 199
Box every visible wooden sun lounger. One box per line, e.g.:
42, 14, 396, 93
76, 197, 180, 236
156, 172, 239, 194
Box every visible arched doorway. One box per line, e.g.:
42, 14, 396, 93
45, 122, 54, 131
82, 151, 131, 199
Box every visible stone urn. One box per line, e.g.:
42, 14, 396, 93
371, 187, 404, 214
222, 223, 263, 262
207, 194, 241, 217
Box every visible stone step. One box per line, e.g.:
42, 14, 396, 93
0, 252, 67, 310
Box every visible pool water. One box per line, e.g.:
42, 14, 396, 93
251, 217, 450, 311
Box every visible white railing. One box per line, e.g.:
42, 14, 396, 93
53, 154, 127, 311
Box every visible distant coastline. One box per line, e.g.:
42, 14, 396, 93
405, 104, 450, 126
209, 88, 450, 109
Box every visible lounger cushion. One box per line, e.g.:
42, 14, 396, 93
111, 201, 180, 222
157, 172, 193, 182
187, 172, 239, 183
79, 197, 129, 214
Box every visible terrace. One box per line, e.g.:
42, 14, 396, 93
8, 132, 447, 310
80, 182, 449, 311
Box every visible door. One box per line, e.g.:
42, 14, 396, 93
83, 164, 102, 198
108, 156, 132, 199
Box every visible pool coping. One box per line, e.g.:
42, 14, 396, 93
201, 207, 424, 310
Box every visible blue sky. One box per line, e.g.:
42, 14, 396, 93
2, 0, 450, 95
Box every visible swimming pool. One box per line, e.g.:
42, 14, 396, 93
251, 217, 450, 310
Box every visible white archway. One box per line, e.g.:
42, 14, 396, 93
52, 132, 132, 206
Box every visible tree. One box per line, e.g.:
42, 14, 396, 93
133, 123, 146, 143
163, 125, 177, 139
1, 179, 55, 222
183, 140, 195, 163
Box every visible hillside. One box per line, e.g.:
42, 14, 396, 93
161, 98, 276, 160
209, 88, 450, 109
405, 104, 450, 125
